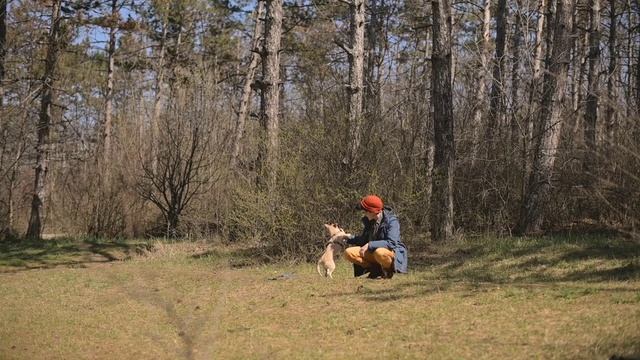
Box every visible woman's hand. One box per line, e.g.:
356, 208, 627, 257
359, 243, 369, 257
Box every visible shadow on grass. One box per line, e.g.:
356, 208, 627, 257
327, 234, 640, 302
0, 237, 151, 273
191, 244, 273, 269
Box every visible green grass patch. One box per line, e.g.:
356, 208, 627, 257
0, 234, 639, 359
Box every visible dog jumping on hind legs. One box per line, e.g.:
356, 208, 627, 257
317, 223, 350, 279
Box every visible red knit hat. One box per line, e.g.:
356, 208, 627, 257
359, 195, 384, 214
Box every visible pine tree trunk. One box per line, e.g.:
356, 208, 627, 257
544, 0, 557, 66
637, 0, 640, 116
260, 0, 283, 189
27, 1, 64, 239
516, 0, 573, 235
0, 0, 5, 107
636, 0, 640, 116
103, 0, 117, 178
485, 0, 508, 156
346, 0, 365, 167
528, 0, 547, 119
510, 0, 523, 147
231, 1, 264, 169
532, 0, 547, 95
0, 0, 5, 232
430, 0, 455, 242
584, 0, 601, 171
605, 0, 617, 145
365, 0, 384, 121
151, 22, 168, 176
470, 0, 491, 165
523, 0, 547, 197
570, 3, 579, 113
625, 2, 633, 119
570, 22, 588, 137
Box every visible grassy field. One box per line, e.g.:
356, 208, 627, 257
0, 235, 639, 359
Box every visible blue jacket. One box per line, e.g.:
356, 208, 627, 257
347, 208, 408, 274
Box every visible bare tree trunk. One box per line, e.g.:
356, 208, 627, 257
151, 22, 168, 175
625, 1, 633, 119
570, 2, 580, 113
523, 0, 547, 197
259, 0, 283, 189
430, 0, 455, 242
510, 0, 523, 147
27, 1, 64, 239
470, 0, 491, 165
544, 0, 557, 66
485, 0, 508, 156
516, 0, 573, 235
450, 6, 457, 87
570, 21, 589, 137
0, 0, 5, 231
345, 0, 365, 167
584, 0, 601, 171
103, 0, 118, 176
605, 0, 617, 145
365, 0, 384, 121
532, 0, 547, 96
528, 0, 548, 117
637, 0, 640, 115
0, 0, 5, 108
231, 1, 264, 169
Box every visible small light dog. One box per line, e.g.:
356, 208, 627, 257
317, 223, 350, 279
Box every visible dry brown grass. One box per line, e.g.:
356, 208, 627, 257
0, 235, 638, 359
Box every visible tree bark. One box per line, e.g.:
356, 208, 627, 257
516, 0, 573, 235
528, 0, 547, 120
605, 0, 617, 144
637, 0, 640, 116
430, 0, 455, 242
0, 0, 5, 107
625, 1, 633, 119
0, 0, 5, 229
524, 0, 547, 190
485, 0, 508, 156
544, 0, 557, 67
346, 0, 365, 168
26, 1, 64, 239
533, 0, 547, 93
510, 0, 523, 147
231, 1, 264, 169
365, 0, 384, 121
584, 0, 601, 171
570, 18, 589, 137
470, 0, 491, 165
103, 0, 118, 176
259, 0, 283, 189
151, 22, 168, 176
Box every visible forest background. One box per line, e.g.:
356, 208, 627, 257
1, 0, 639, 259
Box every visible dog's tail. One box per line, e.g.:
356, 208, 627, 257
316, 261, 327, 277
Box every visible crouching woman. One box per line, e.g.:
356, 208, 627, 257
342, 195, 408, 279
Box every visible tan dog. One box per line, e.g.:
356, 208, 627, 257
317, 223, 349, 278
